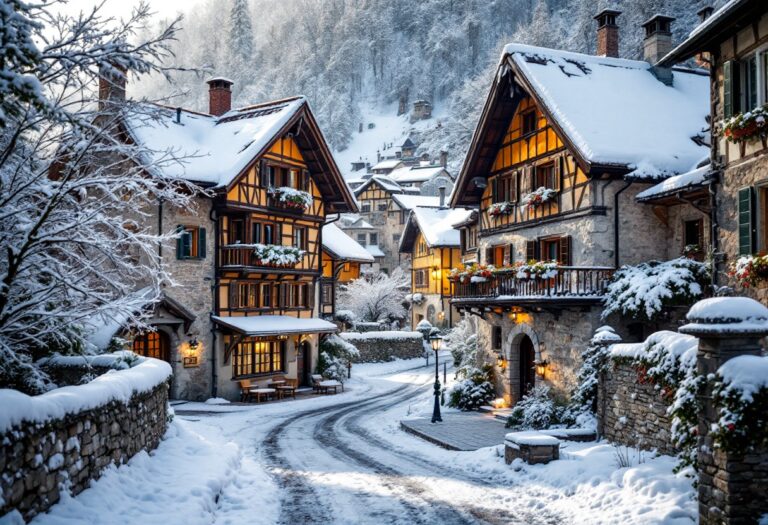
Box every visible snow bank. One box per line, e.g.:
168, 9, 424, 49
29, 420, 245, 525
681, 297, 768, 335
341, 331, 423, 341
0, 357, 171, 434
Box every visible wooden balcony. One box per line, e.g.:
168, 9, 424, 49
451, 266, 614, 308
220, 245, 312, 274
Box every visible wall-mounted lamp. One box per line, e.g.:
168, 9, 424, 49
496, 351, 507, 370
431, 266, 440, 280
535, 359, 549, 379
188, 337, 200, 351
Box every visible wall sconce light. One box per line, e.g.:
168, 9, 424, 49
535, 359, 549, 378
431, 266, 440, 279
496, 351, 507, 370
183, 337, 201, 368
188, 337, 199, 351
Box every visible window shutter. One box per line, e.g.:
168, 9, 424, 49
229, 283, 238, 309
526, 240, 537, 262
508, 243, 515, 264
279, 283, 288, 307
485, 247, 494, 265
198, 227, 206, 259
302, 169, 310, 192
558, 235, 572, 265
503, 245, 511, 265
738, 187, 755, 256
554, 157, 562, 191
307, 283, 315, 309
176, 225, 184, 260
526, 167, 534, 193
492, 177, 498, 202
511, 171, 519, 202
723, 60, 734, 119
277, 223, 283, 246
259, 160, 269, 187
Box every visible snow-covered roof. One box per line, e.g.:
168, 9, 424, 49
338, 214, 375, 230
389, 165, 449, 184
400, 207, 473, 252
124, 98, 306, 187
322, 223, 374, 263
636, 164, 713, 201
391, 194, 441, 210
371, 159, 404, 171
365, 245, 385, 257
353, 175, 405, 196
502, 43, 709, 178
212, 315, 338, 336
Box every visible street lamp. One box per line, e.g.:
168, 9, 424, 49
429, 332, 443, 423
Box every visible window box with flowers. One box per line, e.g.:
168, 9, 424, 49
521, 187, 557, 210
251, 244, 306, 268
488, 201, 514, 218
514, 260, 559, 280
268, 186, 313, 213
720, 104, 768, 145
729, 254, 768, 288
449, 264, 495, 284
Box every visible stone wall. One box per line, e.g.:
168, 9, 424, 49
597, 360, 676, 455
0, 382, 169, 521
341, 331, 424, 362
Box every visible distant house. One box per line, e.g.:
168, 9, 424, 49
400, 137, 417, 158
320, 223, 374, 319
411, 100, 432, 122
449, 10, 710, 405
370, 159, 405, 175
399, 206, 473, 328
389, 164, 453, 192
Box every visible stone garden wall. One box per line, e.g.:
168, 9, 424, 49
341, 331, 424, 363
597, 360, 676, 456
0, 360, 170, 522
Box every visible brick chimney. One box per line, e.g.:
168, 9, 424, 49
594, 9, 621, 58
439, 150, 448, 168
98, 63, 127, 111
642, 15, 676, 84
206, 77, 234, 116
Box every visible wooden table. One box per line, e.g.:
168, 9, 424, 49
276, 385, 296, 399
318, 380, 343, 394
249, 387, 276, 403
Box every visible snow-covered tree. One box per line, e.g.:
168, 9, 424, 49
337, 268, 409, 323
228, 0, 254, 62
0, 1, 200, 393
443, 316, 478, 372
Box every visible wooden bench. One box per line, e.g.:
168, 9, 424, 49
276, 379, 297, 399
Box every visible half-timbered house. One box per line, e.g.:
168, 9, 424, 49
399, 207, 472, 329
320, 223, 374, 319
450, 13, 710, 405
99, 75, 357, 400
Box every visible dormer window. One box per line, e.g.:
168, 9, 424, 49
522, 109, 537, 136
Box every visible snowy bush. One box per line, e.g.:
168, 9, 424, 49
316, 335, 359, 382
729, 254, 768, 288
443, 317, 477, 370
0, 2, 196, 394
338, 268, 409, 322
506, 386, 567, 430
251, 244, 305, 267
602, 257, 709, 321
567, 326, 621, 417
335, 310, 356, 327
447, 365, 495, 411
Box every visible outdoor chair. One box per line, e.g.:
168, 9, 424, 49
276, 378, 297, 399
238, 379, 254, 402
311, 374, 325, 393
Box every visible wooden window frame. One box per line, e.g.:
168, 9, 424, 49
521, 109, 537, 136
232, 339, 286, 378
177, 225, 206, 259
294, 226, 308, 250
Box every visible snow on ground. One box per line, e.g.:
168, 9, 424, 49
25, 354, 695, 525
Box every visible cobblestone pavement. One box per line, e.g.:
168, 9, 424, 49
400, 412, 509, 451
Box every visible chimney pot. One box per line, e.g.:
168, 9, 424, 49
98, 63, 127, 111
206, 77, 234, 116
594, 9, 621, 58
439, 150, 448, 168
438, 185, 446, 208
642, 14, 676, 84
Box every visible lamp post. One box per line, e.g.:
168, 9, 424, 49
429, 332, 443, 423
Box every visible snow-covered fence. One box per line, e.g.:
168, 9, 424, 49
340, 331, 424, 363
0, 357, 172, 522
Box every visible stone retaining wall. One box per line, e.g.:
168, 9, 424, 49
341, 332, 424, 363
597, 360, 676, 455
0, 381, 169, 521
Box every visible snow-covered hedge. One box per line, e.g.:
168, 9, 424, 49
447, 365, 495, 411
602, 257, 709, 321
506, 386, 568, 430
317, 335, 359, 382
340, 331, 423, 341
0, 354, 171, 434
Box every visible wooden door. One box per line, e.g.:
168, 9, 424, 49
519, 336, 536, 397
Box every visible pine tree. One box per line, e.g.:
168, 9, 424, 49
228, 0, 254, 63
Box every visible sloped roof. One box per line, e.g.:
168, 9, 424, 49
391, 194, 441, 210
389, 165, 450, 184
371, 159, 404, 171
352, 175, 405, 196
123, 97, 357, 213
322, 223, 374, 263
212, 315, 337, 336
636, 163, 714, 203
365, 245, 385, 257
399, 207, 473, 253
338, 214, 375, 230
452, 43, 710, 206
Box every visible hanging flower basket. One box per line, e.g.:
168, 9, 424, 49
252, 244, 305, 268
514, 260, 559, 280
521, 187, 557, 210
488, 201, 514, 218
729, 254, 768, 288
720, 105, 768, 144
268, 186, 313, 213
449, 264, 494, 284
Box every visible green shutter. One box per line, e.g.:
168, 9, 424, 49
176, 225, 185, 259
198, 227, 206, 259
723, 60, 734, 118
738, 187, 755, 256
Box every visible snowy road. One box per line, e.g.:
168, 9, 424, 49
31, 357, 697, 525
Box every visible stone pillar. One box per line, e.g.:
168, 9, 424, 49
679, 297, 768, 525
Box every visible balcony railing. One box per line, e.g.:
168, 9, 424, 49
452, 266, 614, 300
220, 245, 304, 269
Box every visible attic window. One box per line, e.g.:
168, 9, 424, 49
521, 110, 537, 136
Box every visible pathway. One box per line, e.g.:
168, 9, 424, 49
400, 411, 509, 451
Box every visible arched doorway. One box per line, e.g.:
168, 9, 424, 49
519, 335, 536, 397
297, 340, 312, 387
133, 331, 170, 362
